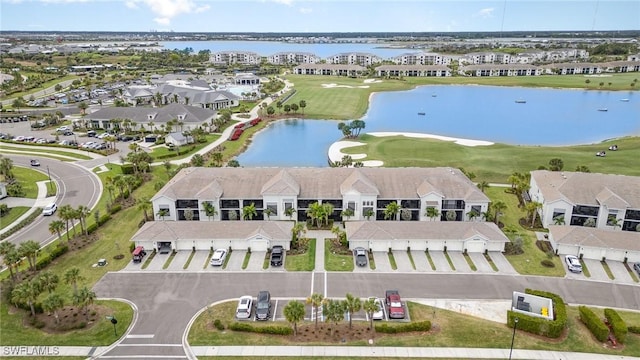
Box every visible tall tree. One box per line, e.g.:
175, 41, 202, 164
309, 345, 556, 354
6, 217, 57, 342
525, 201, 543, 227
58, 204, 75, 241
242, 202, 257, 220
283, 300, 305, 336
362, 297, 379, 332
384, 202, 400, 221
18, 240, 40, 271
49, 220, 65, 243
298, 100, 306, 114
76, 205, 91, 236
73, 286, 96, 320
138, 197, 152, 222
425, 207, 440, 221
64, 267, 85, 296
306, 293, 325, 330
343, 293, 362, 329
11, 279, 42, 317
37, 271, 60, 294
491, 201, 507, 226
323, 299, 345, 336
42, 293, 64, 326
202, 201, 218, 221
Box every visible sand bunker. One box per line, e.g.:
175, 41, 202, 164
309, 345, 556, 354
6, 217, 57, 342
363, 79, 382, 84
321, 83, 370, 89
327, 141, 383, 167
368, 132, 494, 147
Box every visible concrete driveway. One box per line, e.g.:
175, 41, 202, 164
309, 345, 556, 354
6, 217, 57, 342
145, 252, 170, 271
468, 252, 495, 273
372, 252, 392, 272
393, 250, 415, 272
167, 250, 192, 271
225, 250, 246, 271
583, 259, 611, 281
448, 251, 471, 272
430, 251, 454, 272
187, 250, 210, 271
246, 251, 266, 271
488, 252, 518, 274
607, 261, 635, 284
410, 250, 434, 272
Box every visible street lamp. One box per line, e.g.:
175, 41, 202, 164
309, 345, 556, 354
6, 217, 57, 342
106, 315, 118, 337
509, 317, 519, 360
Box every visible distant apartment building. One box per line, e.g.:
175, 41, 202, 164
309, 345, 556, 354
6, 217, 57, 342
210, 51, 261, 65
327, 52, 382, 66
376, 65, 451, 77
545, 48, 589, 62
459, 64, 542, 77
267, 52, 321, 65
292, 63, 366, 77
391, 52, 453, 66
543, 62, 602, 75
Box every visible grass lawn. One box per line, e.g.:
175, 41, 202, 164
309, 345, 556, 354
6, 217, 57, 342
1, 145, 94, 161
340, 134, 640, 183
0, 75, 79, 103
187, 300, 640, 357
12, 166, 50, 198
282, 73, 640, 121
148, 134, 221, 160
324, 239, 354, 272
285, 239, 316, 271
0, 299, 133, 346
0, 206, 30, 230
485, 187, 565, 276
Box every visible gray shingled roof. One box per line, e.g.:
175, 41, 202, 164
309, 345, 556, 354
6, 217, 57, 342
132, 220, 293, 242
549, 225, 640, 251
85, 103, 215, 124
346, 221, 508, 242
531, 170, 640, 208
152, 167, 489, 202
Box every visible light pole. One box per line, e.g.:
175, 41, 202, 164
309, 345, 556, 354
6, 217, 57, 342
106, 315, 118, 337
509, 317, 519, 360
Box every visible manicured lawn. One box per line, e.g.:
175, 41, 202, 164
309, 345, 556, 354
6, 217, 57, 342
187, 300, 640, 357
324, 239, 354, 272
12, 166, 50, 198
0, 206, 30, 230
340, 134, 640, 183
1, 145, 93, 160
1, 75, 79, 102
285, 239, 316, 271
0, 299, 133, 346
485, 187, 565, 277
148, 134, 221, 160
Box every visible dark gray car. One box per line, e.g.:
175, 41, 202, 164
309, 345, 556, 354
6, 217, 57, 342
634, 263, 640, 277
256, 290, 271, 320
354, 247, 367, 267
270, 246, 284, 267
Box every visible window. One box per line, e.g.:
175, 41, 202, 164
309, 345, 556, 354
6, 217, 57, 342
607, 210, 618, 226
284, 201, 293, 211
176, 199, 198, 209
266, 202, 278, 216
158, 206, 170, 217
347, 201, 356, 211
362, 200, 374, 207
221, 199, 240, 208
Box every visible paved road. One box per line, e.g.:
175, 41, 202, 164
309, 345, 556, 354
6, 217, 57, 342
2, 155, 102, 246
92, 271, 640, 359
0, 79, 75, 107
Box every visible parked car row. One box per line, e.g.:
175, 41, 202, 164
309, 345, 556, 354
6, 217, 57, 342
235, 291, 272, 321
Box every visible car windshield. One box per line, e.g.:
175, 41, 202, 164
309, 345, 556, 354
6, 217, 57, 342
390, 301, 401, 308
257, 302, 269, 309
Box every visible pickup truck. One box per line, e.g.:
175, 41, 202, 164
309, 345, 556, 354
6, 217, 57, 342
385, 290, 405, 319
270, 245, 284, 266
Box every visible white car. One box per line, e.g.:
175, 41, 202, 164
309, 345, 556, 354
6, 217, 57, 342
369, 297, 384, 320
235, 295, 253, 319
565, 255, 583, 273
43, 203, 57, 216
210, 249, 227, 266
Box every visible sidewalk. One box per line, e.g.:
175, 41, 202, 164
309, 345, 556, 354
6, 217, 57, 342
0, 181, 55, 235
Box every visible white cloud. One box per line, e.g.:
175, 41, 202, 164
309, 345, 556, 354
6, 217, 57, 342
299, 7, 312, 14
474, 7, 494, 18
271, 0, 293, 5
127, 0, 211, 25
39, 0, 90, 3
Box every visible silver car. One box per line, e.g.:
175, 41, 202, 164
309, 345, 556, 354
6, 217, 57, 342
565, 255, 582, 273
369, 297, 384, 320
235, 295, 253, 319
210, 249, 227, 266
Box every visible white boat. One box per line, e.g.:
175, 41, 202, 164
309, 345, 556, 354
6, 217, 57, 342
620, 98, 630, 102
597, 108, 608, 112
515, 99, 526, 104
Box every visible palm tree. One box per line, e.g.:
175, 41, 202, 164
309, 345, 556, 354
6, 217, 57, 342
343, 293, 362, 329
425, 207, 440, 221
242, 202, 257, 221
49, 220, 65, 243
306, 293, 325, 330
341, 208, 354, 221
284, 207, 295, 221
321, 203, 334, 226
42, 293, 64, 326
283, 300, 305, 335
157, 208, 169, 221
76, 205, 91, 236
364, 209, 375, 220
299, 100, 306, 114
37, 271, 59, 294
553, 215, 566, 225
291, 222, 306, 248
138, 197, 152, 222
525, 201, 543, 227
362, 297, 378, 332
73, 286, 96, 320
306, 202, 323, 227
491, 201, 507, 226
11, 279, 42, 317
323, 299, 345, 336
201, 201, 218, 221
264, 208, 273, 220
383, 202, 400, 221
18, 240, 40, 271
0, 242, 19, 280
467, 210, 480, 222
64, 267, 85, 296
58, 204, 75, 241
477, 181, 489, 193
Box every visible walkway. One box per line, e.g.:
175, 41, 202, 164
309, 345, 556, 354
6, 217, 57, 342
3, 345, 636, 359
0, 181, 54, 235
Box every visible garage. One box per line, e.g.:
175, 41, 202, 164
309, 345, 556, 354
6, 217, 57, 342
580, 246, 605, 260
548, 225, 640, 262
249, 237, 269, 252
345, 221, 508, 254
605, 248, 627, 262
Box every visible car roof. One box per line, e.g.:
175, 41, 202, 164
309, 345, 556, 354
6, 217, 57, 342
258, 291, 270, 300
45, 203, 56, 208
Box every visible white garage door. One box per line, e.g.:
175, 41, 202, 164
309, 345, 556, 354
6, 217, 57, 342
605, 248, 627, 262
349, 240, 368, 251
558, 244, 579, 256
427, 240, 445, 251
407, 240, 427, 251
626, 251, 640, 263
249, 239, 269, 252
446, 241, 464, 252
465, 241, 486, 253
370, 241, 389, 252
581, 246, 604, 260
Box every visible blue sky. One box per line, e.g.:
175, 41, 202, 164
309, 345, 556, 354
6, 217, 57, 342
1, 0, 638, 33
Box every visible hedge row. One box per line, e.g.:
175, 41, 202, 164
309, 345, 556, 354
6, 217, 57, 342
375, 321, 431, 333
604, 308, 627, 344
87, 214, 112, 234
35, 244, 69, 270
0, 208, 43, 240
579, 306, 609, 342
507, 289, 567, 338
628, 326, 640, 334
228, 322, 293, 335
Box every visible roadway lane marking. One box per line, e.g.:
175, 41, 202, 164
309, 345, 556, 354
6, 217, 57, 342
124, 334, 155, 339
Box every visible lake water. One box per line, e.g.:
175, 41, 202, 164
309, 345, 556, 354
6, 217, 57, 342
237, 85, 640, 167
161, 40, 411, 59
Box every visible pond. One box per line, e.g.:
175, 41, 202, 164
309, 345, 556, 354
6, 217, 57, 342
237, 85, 640, 167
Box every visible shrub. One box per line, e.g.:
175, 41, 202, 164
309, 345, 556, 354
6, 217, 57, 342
579, 306, 609, 342
0, 209, 42, 240
228, 322, 292, 335
375, 321, 431, 333
121, 164, 135, 174
507, 289, 566, 338
540, 259, 555, 267
628, 326, 640, 334
604, 308, 627, 344
213, 319, 224, 331
110, 204, 122, 214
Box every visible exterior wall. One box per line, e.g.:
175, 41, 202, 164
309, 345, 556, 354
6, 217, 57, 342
486, 241, 506, 252
606, 249, 627, 262
153, 196, 177, 221
446, 241, 464, 252
464, 240, 486, 253
557, 243, 579, 256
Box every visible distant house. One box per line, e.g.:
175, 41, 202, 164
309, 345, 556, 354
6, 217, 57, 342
327, 52, 382, 66
391, 52, 453, 66
267, 52, 320, 65
376, 65, 451, 77
292, 64, 367, 77
210, 51, 261, 65
459, 64, 542, 77
165, 132, 194, 146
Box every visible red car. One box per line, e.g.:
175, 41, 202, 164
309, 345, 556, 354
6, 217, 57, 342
385, 290, 405, 319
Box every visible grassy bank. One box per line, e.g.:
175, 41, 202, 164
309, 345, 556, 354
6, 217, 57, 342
340, 134, 640, 183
